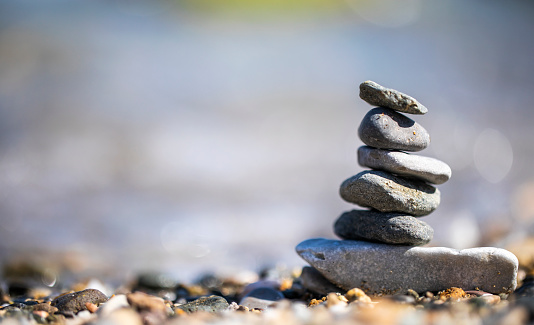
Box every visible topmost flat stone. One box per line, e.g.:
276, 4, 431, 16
360, 81, 428, 115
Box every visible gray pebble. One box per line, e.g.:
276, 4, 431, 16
339, 170, 440, 216
175, 295, 229, 313
296, 238, 518, 295
358, 146, 451, 184
358, 107, 430, 151
239, 288, 284, 310
334, 210, 433, 246
359, 80, 428, 115
51, 289, 108, 314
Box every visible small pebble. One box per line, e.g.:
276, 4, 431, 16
359, 80, 428, 115
239, 288, 284, 310
51, 289, 108, 314
126, 292, 167, 313
339, 170, 440, 216
345, 288, 372, 303
358, 107, 430, 152
97, 294, 129, 317
175, 295, 229, 313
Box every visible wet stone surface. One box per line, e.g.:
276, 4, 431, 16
334, 209, 433, 246
339, 170, 440, 216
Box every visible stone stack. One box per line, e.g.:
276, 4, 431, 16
335, 80, 451, 247
296, 81, 518, 295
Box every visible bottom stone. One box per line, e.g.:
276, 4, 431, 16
296, 238, 518, 295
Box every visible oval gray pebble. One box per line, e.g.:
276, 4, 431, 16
334, 210, 433, 246
175, 295, 229, 313
359, 80, 428, 115
357, 146, 452, 184
339, 170, 440, 216
358, 107, 430, 151
51, 289, 108, 314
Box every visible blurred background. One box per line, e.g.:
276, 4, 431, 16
1, 0, 534, 282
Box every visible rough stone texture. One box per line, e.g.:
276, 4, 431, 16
299, 266, 344, 295
334, 210, 433, 246
358, 107, 430, 152
358, 146, 452, 185
51, 289, 108, 314
296, 238, 518, 295
359, 80, 428, 115
175, 295, 229, 313
339, 170, 440, 216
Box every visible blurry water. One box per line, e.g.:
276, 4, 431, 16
1, 0, 534, 280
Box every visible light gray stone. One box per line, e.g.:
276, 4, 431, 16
359, 80, 428, 115
339, 170, 440, 216
334, 210, 433, 246
358, 107, 430, 152
296, 238, 518, 295
358, 146, 452, 184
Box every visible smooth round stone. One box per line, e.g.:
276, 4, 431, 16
359, 80, 428, 115
358, 107, 430, 152
296, 238, 518, 295
358, 146, 452, 184
339, 170, 440, 216
334, 209, 433, 246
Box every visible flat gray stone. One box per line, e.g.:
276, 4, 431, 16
334, 209, 433, 246
339, 170, 440, 216
358, 146, 452, 184
359, 80, 428, 115
296, 238, 518, 295
358, 107, 430, 152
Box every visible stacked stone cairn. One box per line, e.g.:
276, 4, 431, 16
336, 80, 449, 246
296, 81, 519, 295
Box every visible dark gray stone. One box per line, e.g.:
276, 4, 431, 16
296, 238, 518, 295
239, 288, 284, 310
334, 210, 433, 246
135, 272, 177, 290
359, 80, 428, 115
339, 170, 440, 216
51, 289, 108, 314
358, 107, 430, 152
299, 266, 344, 295
175, 295, 229, 313
358, 146, 451, 185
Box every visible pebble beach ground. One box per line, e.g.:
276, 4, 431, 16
2, 249, 534, 325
